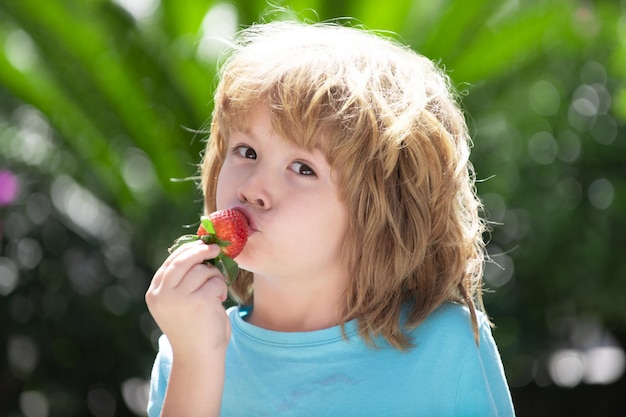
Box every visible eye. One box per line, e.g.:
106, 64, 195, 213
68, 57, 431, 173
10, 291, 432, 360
234, 145, 256, 159
291, 161, 317, 177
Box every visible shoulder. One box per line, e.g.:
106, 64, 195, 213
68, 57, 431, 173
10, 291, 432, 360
408, 302, 504, 386
421, 303, 515, 416
416, 302, 501, 363
394, 303, 495, 373
415, 302, 489, 341
430, 301, 489, 324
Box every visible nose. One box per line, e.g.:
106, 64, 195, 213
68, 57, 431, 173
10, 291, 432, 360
237, 170, 272, 210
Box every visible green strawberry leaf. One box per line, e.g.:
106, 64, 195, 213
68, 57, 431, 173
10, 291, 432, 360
217, 238, 232, 248
212, 254, 240, 284
199, 234, 219, 245
168, 234, 200, 254
201, 216, 215, 235
221, 255, 239, 284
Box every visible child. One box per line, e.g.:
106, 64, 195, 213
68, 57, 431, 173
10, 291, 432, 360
146, 19, 516, 417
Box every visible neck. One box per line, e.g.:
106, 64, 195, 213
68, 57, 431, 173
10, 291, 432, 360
246, 271, 349, 332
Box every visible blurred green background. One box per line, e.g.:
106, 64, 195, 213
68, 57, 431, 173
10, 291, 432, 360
0, 0, 624, 416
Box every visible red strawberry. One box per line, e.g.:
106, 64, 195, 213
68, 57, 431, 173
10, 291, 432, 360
168, 209, 248, 283
202, 209, 248, 258
196, 223, 209, 238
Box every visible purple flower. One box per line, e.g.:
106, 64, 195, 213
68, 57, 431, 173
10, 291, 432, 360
0, 169, 20, 206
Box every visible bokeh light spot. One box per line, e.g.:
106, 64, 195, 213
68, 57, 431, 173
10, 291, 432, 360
591, 113, 618, 145
528, 131, 557, 165
588, 178, 614, 210
14, 238, 44, 270
19, 390, 49, 417
4, 29, 37, 71
583, 346, 626, 385
484, 247, 515, 288
7, 335, 39, 376
122, 148, 158, 195
482, 192, 506, 223
121, 378, 150, 415
580, 60, 607, 85
0, 257, 19, 295
549, 349, 584, 387
0, 169, 20, 206
87, 386, 117, 417
529, 80, 561, 116
50, 175, 127, 245
571, 84, 601, 117
556, 130, 581, 163
112, 0, 160, 21
197, 2, 239, 62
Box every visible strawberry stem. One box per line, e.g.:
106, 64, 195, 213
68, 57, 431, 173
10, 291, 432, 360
168, 234, 200, 254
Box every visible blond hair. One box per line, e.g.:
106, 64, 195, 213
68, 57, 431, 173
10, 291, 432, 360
201, 20, 487, 349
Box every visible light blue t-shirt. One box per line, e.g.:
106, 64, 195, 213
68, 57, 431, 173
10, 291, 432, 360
148, 302, 515, 416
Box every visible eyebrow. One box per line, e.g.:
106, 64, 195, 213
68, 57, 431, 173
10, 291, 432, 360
228, 128, 257, 143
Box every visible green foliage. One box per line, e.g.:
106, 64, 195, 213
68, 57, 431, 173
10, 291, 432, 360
0, 0, 624, 415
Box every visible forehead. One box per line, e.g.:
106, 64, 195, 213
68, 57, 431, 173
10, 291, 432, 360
229, 103, 273, 140
223, 101, 328, 154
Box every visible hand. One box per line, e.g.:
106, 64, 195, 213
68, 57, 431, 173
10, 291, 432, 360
146, 240, 231, 356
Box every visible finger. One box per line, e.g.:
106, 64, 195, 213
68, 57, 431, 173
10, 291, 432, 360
164, 240, 220, 266
149, 240, 204, 289
196, 274, 229, 303
156, 242, 221, 289
176, 262, 224, 294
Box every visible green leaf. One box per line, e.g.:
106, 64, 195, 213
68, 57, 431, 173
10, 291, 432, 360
201, 216, 215, 235
167, 234, 200, 254
347, 0, 413, 34
449, 3, 574, 84
210, 254, 240, 284
220, 255, 240, 284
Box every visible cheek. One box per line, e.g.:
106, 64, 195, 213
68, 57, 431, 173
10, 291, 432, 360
306, 199, 349, 249
214, 181, 225, 210
329, 205, 349, 248
215, 163, 236, 210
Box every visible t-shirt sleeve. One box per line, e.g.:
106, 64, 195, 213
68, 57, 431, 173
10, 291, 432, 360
454, 315, 516, 417
147, 335, 172, 417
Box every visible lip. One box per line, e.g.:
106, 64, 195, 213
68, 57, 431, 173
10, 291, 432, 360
232, 205, 257, 233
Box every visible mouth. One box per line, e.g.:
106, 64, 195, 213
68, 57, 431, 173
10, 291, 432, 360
232, 206, 257, 233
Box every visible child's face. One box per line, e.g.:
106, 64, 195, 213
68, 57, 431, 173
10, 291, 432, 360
215, 104, 350, 283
